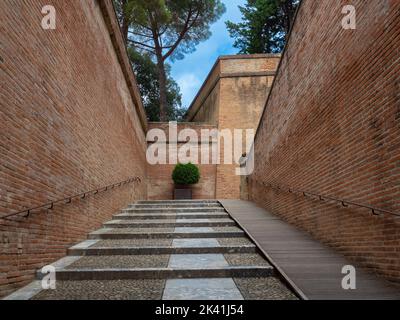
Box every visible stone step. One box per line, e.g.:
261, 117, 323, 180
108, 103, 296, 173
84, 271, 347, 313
130, 203, 222, 209
103, 219, 236, 228
36, 266, 274, 280
88, 229, 245, 240
135, 200, 220, 205
113, 213, 229, 220
122, 207, 226, 213
68, 245, 257, 256
68, 238, 257, 256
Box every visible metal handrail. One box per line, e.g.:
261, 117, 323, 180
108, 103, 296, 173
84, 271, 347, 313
0, 176, 142, 220
258, 180, 400, 217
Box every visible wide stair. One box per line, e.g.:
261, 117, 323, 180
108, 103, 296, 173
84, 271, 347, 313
33, 200, 297, 300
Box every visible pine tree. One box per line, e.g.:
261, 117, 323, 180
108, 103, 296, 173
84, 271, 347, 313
226, 0, 299, 54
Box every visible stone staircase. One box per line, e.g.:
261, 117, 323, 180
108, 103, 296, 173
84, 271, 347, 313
32, 200, 297, 300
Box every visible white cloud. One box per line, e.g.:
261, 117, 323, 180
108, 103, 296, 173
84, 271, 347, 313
176, 73, 202, 108
170, 0, 247, 109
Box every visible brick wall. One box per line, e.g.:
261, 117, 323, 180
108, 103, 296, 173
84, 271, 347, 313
187, 55, 280, 199
250, 0, 400, 282
147, 123, 217, 200
0, 0, 148, 297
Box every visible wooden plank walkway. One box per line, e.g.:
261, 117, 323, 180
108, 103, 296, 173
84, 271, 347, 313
220, 200, 400, 300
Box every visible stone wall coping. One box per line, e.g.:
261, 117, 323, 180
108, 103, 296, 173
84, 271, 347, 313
98, 0, 148, 132
184, 54, 280, 122
148, 122, 218, 127
219, 53, 281, 60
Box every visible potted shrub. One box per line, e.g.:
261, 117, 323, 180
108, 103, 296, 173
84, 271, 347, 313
172, 163, 200, 200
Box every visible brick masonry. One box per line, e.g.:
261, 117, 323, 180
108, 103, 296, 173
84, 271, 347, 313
249, 0, 400, 283
0, 0, 148, 297
186, 54, 280, 199
147, 122, 218, 200
2, 0, 399, 298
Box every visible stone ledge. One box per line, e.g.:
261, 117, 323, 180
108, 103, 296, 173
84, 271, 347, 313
35, 266, 275, 280
68, 245, 257, 256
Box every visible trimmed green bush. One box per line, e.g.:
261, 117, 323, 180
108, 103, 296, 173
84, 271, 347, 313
172, 163, 200, 185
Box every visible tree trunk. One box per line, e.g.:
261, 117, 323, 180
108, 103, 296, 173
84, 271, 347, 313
120, 0, 129, 43
283, 0, 296, 35
155, 50, 168, 122
121, 22, 129, 44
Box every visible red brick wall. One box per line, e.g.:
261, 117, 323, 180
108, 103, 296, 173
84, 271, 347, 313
250, 0, 400, 282
186, 55, 280, 199
0, 0, 147, 297
147, 123, 217, 200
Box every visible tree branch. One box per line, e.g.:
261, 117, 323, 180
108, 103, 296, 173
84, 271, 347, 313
128, 30, 153, 39
127, 39, 156, 53
162, 7, 196, 61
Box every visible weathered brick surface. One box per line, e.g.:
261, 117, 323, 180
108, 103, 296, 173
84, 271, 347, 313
250, 0, 400, 282
187, 55, 280, 199
0, 0, 147, 297
147, 123, 217, 200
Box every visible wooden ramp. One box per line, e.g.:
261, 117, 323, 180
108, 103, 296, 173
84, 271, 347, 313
220, 200, 400, 300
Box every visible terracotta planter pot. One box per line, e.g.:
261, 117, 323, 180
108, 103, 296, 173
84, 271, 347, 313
174, 185, 193, 200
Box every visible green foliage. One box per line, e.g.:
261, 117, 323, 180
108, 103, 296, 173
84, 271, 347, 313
172, 163, 200, 185
114, 0, 226, 121
128, 48, 185, 121
226, 0, 299, 54
124, 0, 226, 61
161, 0, 226, 61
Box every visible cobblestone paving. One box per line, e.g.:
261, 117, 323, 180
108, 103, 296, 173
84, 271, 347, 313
224, 254, 271, 266
66, 255, 170, 269
109, 219, 177, 224
234, 277, 298, 300
217, 237, 254, 246
32, 280, 165, 300
213, 226, 243, 232
92, 239, 173, 248
26, 201, 299, 301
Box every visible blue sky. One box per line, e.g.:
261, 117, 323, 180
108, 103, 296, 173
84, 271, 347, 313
170, 0, 246, 108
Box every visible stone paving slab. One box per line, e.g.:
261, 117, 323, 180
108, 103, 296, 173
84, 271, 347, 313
32, 280, 166, 300
168, 254, 229, 269
163, 278, 243, 300
175, 227, 214, 232
69, 240, 100, 250
172, 239, 220, 248
176, 218, 212, 223
3, 281, 44, 300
